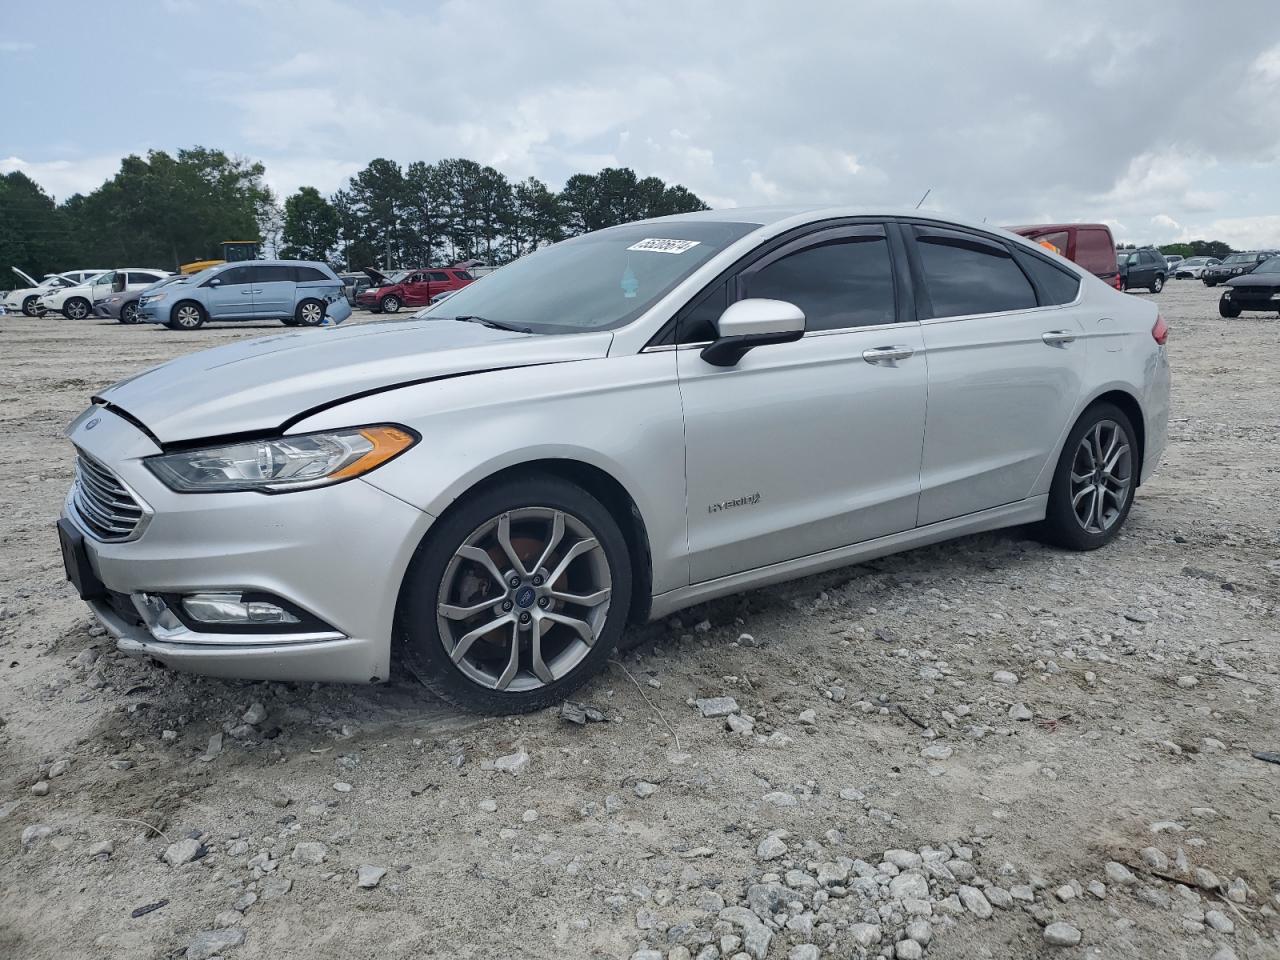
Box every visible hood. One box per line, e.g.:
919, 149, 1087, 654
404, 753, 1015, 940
10, 266, 39, 287
95, 319, 613, 444
1226, 270, 1278, 287
361, 266, 393, 286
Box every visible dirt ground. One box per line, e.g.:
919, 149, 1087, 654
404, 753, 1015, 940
0, 283, 1277, 960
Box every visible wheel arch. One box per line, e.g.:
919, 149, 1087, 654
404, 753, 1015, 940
412, 457, 654, 625
170, 298, 207, 321
1070, 388, 1147, 487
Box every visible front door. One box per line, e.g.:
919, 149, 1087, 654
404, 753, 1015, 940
203, 265, 255, 319
906, 224, 1088, 525
678, 223, 928, 583
397, 272, 430, 306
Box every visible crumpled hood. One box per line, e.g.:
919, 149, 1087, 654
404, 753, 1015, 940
96, 319, 613, 444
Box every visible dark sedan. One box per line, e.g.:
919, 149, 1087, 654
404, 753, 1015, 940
1202, 252, 1272, 286
1219, 256, 1280, 317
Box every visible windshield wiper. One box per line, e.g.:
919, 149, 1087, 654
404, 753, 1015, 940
450, 315, 533, 334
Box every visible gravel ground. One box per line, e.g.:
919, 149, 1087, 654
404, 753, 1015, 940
0, 283, 1277, 960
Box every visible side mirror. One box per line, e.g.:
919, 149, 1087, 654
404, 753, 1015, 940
208, 277, 222, 287
700, 298, 805, 367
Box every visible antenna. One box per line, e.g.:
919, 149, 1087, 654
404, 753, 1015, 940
915, 188, 931, 210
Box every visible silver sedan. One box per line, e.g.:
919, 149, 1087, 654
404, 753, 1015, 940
59, 207, 1170, 713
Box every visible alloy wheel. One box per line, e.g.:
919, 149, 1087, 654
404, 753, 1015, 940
121, 302, 139, 324
299, 301, 323, 325
1069, 419, 1132, 534
435, 507, 612, 693
66, 299, 88, 319
175, 305, 201, 328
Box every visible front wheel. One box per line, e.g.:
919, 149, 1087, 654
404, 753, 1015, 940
1035, 403, 1138, 551
380, 295, 401, 314
167, 301, 206, 330
1219, 300, 1241, 319
295, 298, 325, 326
63, 297, 90, 320
1150, 274, 1164, 293
22, 295, 39, 317
118, 301, 140, 324
398, 476, 632, 714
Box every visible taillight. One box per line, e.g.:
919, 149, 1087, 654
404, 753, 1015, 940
1152, 315, 1168, 345
1112, 274, 1123, 290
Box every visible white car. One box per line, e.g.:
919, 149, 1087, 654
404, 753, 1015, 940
1172, 256, 1220, 280
38, 268, 170, 320
3, 268, 109, 317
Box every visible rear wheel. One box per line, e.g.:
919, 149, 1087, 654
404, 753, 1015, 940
1219, 299, 1241, 319
380, 295, 401, 314
21, 295, 39, 317
295, 298, 325, 326
398, 476, 632, 714
167, 301, 206, 330
1035, 403, 1137, 551
63, 297, 90, 320
1149, 273, 1164, 293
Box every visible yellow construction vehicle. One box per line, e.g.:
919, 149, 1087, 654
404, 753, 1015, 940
180, 241, 261, 275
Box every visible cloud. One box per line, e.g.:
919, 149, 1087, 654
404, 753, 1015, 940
0, 155, 125, 202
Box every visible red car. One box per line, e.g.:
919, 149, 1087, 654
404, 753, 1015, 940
1006, 223, 1121, 290
356, 266, 474, 313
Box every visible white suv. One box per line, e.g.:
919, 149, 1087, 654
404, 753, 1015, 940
3, 268, 109, 316
38, 269, 170, 319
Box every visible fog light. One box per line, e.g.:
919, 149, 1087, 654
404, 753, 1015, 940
134, 593, 183, 632
183, 593, 300, 625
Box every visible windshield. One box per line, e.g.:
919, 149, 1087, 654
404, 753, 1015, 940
1222, 254, 1252, 264
1251, 257, 1280, 274
420, 221, 757, 334
385, 271, 409, 284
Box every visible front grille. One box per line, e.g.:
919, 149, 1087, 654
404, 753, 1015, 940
73, 452, 146, 541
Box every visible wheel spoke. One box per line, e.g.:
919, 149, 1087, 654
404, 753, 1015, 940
1072, 485, 1094, 508
550, 586, 612, 607
496, 513, 529, 578
450, 614, 512, 664
541, 611, 597, 646
438, 598, 497, 621
1091, 424, 1105, 467
529, 617, 555, 685
1103, 443, 1129, 477
493, 621, 521, 690
456, 545, 506, 588
533, 510, 566, 576
548, 537, 599, 587
1093, 483, 1106, 530
1070, 470, 1091, 484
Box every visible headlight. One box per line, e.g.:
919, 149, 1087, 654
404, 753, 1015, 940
144, 293, 167, 304
144, 425, 418, 493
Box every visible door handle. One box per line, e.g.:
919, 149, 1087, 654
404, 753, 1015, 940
1041, 330, 1076, 345
240, 289, 253, 295
862, 345, 914, 364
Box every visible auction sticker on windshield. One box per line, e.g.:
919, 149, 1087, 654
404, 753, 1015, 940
626, 238, 702, 254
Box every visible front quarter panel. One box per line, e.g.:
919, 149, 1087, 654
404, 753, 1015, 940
289, 351, 690, 594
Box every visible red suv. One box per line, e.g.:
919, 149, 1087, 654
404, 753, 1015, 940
1006, 223, 1121, 290
356, 266, 474, 313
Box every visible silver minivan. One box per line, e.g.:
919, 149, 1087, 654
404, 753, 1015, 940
136, 259, 352, 329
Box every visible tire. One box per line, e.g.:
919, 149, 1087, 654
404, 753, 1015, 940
295, 298, 325, 326
1219, 300, 1241, 319
167, 301, 206, 330
118, 302, 140, 325
21, 295, 39, 317
1204, 279, 1217, 287
380, 295, 401, 314
1149, 273, 1164, 293
398, 475, 633, 714
1035, 403, 1138, 551
280, 318, 301, 326
62, 297, 90, 320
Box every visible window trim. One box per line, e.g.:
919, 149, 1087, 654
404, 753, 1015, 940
651, 217, 914, 348
901, 219, 1082, 323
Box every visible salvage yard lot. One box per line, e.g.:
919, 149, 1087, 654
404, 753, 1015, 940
0, 282, 1277, 959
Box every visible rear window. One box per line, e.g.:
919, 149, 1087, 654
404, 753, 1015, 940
452, 270, 474, 281
1074, 228, 1117, 275
294, 267, 329, 282
1014, 250, 1081, 305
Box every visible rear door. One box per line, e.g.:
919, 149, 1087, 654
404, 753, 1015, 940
202, 266, 255, 319
424, 270, 451, 301
679, 222, 929, 581
907, 223, 1088, 525
401, 272, 433, 305
249, 264, 296, 318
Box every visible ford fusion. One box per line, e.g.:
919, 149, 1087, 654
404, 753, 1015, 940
59, 208, 1170, 714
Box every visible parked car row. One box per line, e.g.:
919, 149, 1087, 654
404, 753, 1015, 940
3, 267, 108, 316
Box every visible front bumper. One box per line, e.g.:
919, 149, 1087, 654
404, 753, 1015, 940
62, 405, 436, 683
93, 300, 122, 319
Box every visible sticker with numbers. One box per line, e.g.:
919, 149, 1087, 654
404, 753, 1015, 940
626, 238, 702, 254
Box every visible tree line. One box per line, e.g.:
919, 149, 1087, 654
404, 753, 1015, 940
0, 147, 709, 282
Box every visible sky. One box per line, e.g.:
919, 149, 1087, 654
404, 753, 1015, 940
3, 0, 1280, 248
